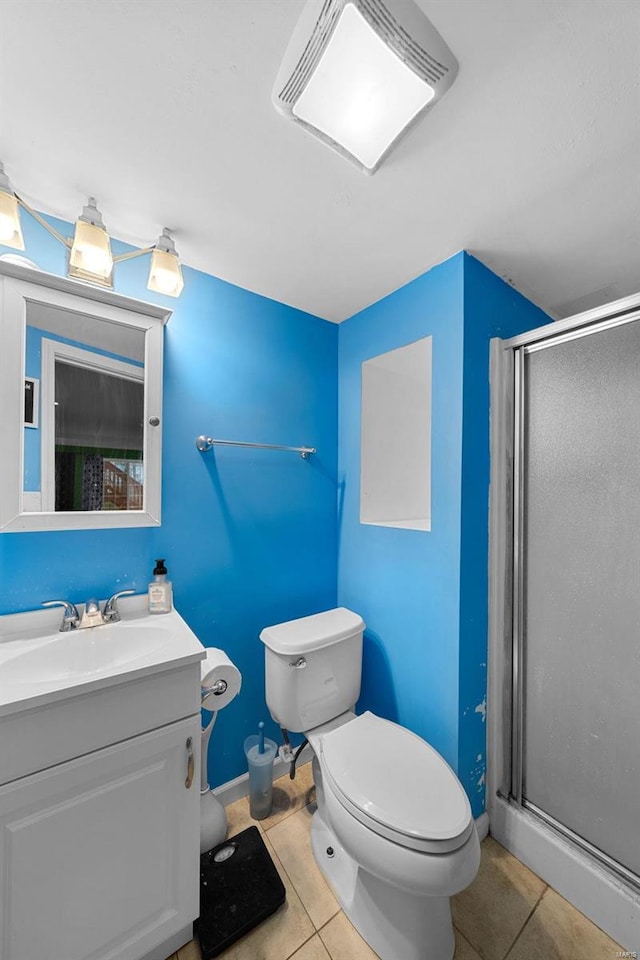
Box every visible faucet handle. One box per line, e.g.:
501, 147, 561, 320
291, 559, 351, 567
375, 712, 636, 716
103, 589, 136, 623
42, 599, 80, 632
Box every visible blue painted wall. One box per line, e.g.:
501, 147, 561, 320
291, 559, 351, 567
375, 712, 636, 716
337, 253, 465, 769
1, 212, 550, 807
0, 213, 339, 787
337, 252, 550, 816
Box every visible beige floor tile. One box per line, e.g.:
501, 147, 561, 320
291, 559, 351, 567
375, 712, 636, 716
259, 761, 316, 830
269, 804, 340, 930
289, 934, 332, 960
452, 836, 546, 960
212, 833, 314, 960
506, 886, 625, 960
455, 928, 483, 959
225, 795, 260, 837
177, 942, 201, 960
319, 912, 381, 960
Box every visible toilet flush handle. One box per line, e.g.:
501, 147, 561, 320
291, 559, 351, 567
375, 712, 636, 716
289, 657, 307, 669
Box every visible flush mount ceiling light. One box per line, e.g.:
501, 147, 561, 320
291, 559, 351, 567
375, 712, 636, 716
0, 161, 186, 297
273, 0, 458, 174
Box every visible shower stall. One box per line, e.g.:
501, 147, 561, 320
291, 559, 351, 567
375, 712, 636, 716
487, 293, 640, 949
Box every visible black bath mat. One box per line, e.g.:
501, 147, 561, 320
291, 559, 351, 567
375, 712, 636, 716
195, 826, 286, 959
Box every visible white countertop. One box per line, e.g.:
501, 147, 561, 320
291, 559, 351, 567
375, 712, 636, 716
0, 595, 205, 718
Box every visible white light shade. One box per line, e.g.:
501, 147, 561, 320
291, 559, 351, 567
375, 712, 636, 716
69, 219, 113, 284
147, 248, 184, 298
293, 3, 434, 170
0, 190, 25, 250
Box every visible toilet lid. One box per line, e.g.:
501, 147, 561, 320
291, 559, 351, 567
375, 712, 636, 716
320, 712, 472, 849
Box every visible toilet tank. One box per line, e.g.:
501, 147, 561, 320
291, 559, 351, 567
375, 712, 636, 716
260, 608, 365, 733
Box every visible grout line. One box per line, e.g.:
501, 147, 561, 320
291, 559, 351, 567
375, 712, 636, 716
224, 774, 321, 958
283, 928, 321, 960
263, 827, 320, 945
502, 884, 548, 960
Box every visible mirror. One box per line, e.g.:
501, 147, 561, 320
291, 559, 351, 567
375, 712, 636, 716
0, 262, 170, 531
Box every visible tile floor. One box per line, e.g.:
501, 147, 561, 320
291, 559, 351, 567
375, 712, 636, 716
166, 763, 628, 960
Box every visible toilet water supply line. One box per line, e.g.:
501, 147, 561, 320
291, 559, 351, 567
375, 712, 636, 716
280, 727, 308, 780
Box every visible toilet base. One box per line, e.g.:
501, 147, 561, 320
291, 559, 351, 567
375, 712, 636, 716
311, 811, 455, 960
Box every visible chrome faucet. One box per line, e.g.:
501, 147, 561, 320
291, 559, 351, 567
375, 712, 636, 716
42, 589, 136, 632
102, 589, 135, 623
41, 599, 80, 632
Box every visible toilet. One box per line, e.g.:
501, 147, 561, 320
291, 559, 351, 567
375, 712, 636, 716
260, 607, 480, 960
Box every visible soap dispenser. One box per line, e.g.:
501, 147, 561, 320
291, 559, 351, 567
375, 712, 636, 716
148, 558, 173, 614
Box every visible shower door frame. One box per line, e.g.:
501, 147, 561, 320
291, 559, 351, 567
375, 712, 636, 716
487, 292, 640, 950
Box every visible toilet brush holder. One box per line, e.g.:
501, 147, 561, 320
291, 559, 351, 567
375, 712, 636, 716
244, 726, 277, 820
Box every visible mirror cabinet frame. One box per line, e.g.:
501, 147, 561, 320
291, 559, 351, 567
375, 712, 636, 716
0, 261, 171, 532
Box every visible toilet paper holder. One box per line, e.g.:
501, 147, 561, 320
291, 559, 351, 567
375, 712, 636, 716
201, 678, 228, 697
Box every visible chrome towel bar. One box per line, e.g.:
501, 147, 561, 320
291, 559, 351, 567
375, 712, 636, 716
196, 435, 316, 459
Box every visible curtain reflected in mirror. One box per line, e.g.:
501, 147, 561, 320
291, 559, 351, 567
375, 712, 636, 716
54, 361, 144, 511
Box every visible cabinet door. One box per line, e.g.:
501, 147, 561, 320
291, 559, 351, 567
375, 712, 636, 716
0, 716, 200, 960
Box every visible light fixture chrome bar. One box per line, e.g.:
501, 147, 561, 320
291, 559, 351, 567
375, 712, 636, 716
196, 435, 316, 459
113, 246, 155, 263
15, 194, 71, 248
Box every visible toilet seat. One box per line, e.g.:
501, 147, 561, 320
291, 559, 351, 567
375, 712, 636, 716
319, 711, 473, 854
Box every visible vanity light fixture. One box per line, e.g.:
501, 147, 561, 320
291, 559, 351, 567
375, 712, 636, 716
272, 0, 458, 174
0, 162, 186, 297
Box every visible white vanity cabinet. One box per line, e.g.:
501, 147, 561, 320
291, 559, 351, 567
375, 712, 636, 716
0, 716, 200, 960
0, 601, 206, 960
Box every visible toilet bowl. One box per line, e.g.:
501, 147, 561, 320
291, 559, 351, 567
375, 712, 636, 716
260, 608, 481, 960
308, 711, 480, 960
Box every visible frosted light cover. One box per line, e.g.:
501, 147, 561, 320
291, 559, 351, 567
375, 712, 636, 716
69, 220, 113, 281
0, 191, 25, 249
147, 248, 184, 298
292, 3, 435, 170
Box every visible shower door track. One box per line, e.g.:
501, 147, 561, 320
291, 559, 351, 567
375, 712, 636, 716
521, 799, 640, 892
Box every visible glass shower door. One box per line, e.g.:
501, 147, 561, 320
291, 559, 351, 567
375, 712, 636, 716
512, 315, 640, 885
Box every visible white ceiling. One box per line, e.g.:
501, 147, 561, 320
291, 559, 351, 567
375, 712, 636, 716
1, 0, 638, 323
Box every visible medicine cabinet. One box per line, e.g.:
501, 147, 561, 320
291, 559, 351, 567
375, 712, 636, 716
0, 261, 171, 532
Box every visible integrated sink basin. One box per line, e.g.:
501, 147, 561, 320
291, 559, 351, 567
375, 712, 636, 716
0, 595, 206, 715
3, 624, 175, 685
